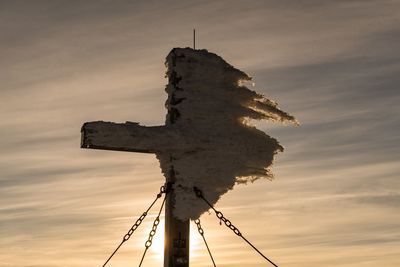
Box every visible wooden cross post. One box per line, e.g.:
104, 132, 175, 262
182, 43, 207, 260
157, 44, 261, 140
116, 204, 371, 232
81, 122, 190, 267
80, 49, 191, 266
81, 46, 295, 267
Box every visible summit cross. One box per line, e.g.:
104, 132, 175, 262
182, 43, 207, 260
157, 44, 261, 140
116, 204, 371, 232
81, 47, 297, 267
81, 61, 190, 267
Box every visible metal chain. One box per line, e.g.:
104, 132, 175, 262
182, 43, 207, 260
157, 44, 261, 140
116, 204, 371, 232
138, 194, 167, 267
194, 219, 216, 267
102, 184, 168, 267
193, 187, 278, 267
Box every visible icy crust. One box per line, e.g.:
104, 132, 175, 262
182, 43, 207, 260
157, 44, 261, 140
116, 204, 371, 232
159, 48, 297, 220
81, 121, 182, 153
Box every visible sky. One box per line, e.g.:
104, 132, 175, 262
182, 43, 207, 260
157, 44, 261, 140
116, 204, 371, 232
1, 1, 400, 266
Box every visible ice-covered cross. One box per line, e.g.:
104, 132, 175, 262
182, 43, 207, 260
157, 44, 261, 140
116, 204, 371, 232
81, 48, 297, 267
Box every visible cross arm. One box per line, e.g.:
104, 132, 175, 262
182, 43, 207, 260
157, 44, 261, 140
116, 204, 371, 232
81, 121, 178, 153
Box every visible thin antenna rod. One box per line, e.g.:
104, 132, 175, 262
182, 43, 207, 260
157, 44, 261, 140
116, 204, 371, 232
193, 29, 196, 50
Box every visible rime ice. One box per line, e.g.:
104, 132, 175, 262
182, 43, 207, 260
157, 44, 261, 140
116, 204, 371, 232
81, 48, 297, 220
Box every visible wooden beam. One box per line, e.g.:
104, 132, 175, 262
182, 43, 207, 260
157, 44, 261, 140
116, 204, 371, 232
164, 169, 190, 267
81, 121, 179, 153
81, 120, 191, 266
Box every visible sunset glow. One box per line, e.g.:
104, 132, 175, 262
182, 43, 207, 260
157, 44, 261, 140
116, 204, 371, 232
1, 1, 400, 267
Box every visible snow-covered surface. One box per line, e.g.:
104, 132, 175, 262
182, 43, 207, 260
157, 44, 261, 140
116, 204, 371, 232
161, 48, 296, 220
82, 48, 297, 220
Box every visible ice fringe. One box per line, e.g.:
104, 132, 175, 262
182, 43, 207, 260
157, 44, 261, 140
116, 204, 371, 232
158, 48, 297, 220
81, 48, 297, 220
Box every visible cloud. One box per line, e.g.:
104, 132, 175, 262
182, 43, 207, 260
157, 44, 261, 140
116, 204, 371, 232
1, 1, 400, 266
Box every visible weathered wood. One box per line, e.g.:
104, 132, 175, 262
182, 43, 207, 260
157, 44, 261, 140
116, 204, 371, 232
164, 169, 190, 267
81, 121, 180, 153
80, 121, 191, 267
80, 47, 293, 266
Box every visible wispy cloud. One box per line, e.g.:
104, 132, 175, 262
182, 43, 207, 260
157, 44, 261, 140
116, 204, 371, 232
1, 1, 400, 266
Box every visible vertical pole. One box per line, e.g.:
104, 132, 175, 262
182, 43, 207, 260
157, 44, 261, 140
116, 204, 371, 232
164, 168, 190, 267
193, 29, 196, 50
164, 48, 190, 267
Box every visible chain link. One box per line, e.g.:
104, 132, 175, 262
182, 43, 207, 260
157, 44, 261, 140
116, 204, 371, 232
193, 186, 278, 267
195, 187, 241, 237
194, 219, 216, 267
144, 216, 160, 248
139, 194, 167, 267
194, 219, 204, 235
122, 185, 165, 242
102, 184, 168, 267
215, 211, 242, 236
